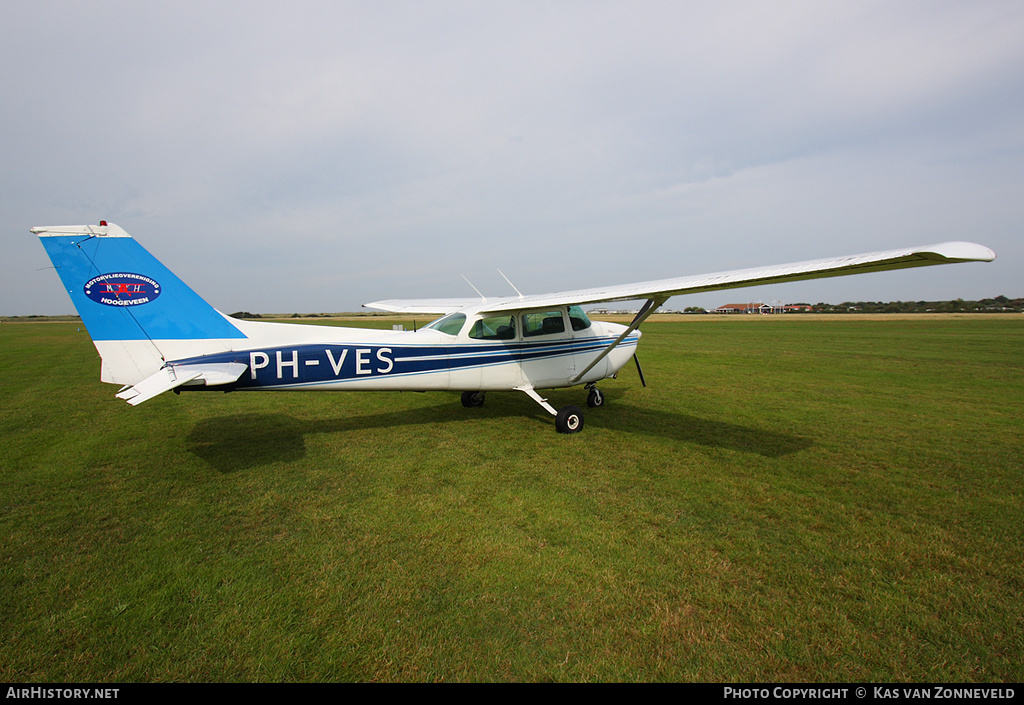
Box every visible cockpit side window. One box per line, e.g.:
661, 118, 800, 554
568, 305, 592, 331
522, 310, 566, 337
469, 314, 517, 340
425, 313, 466, 336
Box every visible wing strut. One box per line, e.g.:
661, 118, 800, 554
570, 296, 667, 384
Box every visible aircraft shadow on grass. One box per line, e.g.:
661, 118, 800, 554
187, 392, 812, 473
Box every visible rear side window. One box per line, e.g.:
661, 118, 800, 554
522, 310, 566, 337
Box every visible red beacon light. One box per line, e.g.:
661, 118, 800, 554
99, 221, 108, 226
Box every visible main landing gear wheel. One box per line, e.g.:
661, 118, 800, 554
461, 391, 485, 408
587, 388, 605, 408
555, 405, 584, 434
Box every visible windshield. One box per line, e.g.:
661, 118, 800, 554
424, 313, 466, 336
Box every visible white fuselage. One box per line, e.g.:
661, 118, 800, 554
154, 309, 638, 394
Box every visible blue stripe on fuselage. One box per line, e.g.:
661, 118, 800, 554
168, 335, 638, 389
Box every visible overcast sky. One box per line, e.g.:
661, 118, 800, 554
4, 1, 1022, 316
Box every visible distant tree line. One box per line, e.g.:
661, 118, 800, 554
802, 296, 1022, 314
675, 296, 1023, 315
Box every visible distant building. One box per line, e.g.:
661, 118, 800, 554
714, 303, 773, 314
713, 302, 813, 314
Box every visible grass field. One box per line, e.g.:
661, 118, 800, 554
1, 315, 1021, 682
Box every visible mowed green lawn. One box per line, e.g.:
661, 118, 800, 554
1, 316, 1021, 682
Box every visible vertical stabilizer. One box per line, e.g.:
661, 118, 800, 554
34, 223, 246, 385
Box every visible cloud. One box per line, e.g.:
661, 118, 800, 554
4, 1, 1022, 315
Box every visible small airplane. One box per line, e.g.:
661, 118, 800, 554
35, 222, 995, 433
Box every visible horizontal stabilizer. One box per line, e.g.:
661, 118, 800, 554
115, 362, 247, 405
116, 367, 202, 406
187, 362, 250, 385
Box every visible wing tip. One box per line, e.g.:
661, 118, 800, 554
920, 241, 996, 263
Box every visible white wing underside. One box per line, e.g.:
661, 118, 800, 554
364, 241, 996, 315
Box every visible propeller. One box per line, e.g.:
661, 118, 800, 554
633, 354, 647, 387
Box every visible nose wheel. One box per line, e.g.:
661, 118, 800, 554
586, 386, 604, 408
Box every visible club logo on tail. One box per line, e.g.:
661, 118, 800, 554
84, 273, 162, 307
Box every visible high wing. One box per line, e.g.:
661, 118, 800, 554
365, 241, 995, 315
366, 241, 995, 385
362, 297, 503, 315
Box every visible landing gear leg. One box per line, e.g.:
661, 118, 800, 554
516, 385, 585, 434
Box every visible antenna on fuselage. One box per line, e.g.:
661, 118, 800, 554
497, 269, 524, 299
462, 275, 486, 302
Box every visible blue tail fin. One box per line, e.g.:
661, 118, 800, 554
35, 223, 244, 342
35, 223, 246, 386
